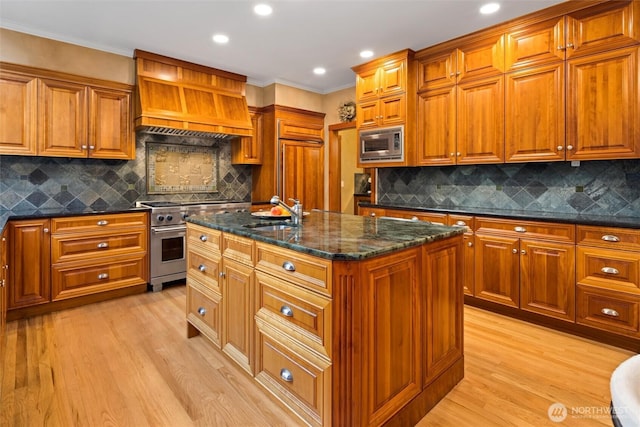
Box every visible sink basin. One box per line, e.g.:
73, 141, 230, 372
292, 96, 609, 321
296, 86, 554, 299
242, 221, 293, 231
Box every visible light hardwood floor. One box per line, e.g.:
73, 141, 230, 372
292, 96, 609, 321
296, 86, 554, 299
1, 285, 635, 427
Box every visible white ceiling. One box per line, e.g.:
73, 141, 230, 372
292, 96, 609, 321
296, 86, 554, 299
0, 0, 565, 94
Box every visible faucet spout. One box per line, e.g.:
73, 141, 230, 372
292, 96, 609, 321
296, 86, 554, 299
270, 195, 302, 225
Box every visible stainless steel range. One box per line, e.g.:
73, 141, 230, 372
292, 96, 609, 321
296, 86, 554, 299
136, 200, 250, 291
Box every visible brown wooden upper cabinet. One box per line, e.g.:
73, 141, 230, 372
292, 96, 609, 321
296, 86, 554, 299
416, 32, 505, 166
0, 64, 134, 159
231, 107, 263, 165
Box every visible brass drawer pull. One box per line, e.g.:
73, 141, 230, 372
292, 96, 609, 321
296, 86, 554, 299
97, 242, 109, 248
514, 226, 526, 233
97, 220, 109, 226
198, 264, 207, 272
601, 308, 619, 317
282, 261, 296, 272
601, 267, 619, 275
602, 235, 620, 242
197, 307, 207, 316
280, 305, 293, 317
97, 273, 109, 280
200, 235, 208, 242
280, 368, 293, 382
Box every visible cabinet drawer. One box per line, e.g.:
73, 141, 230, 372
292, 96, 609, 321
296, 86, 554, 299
186, 223, 221, 253
51, 212, 147, 233
255, 271, 332, 358
256, 243, 332, 297
51, 256, 146, 301
475, 217, 575, 242
577, 225, 640, 251
187, 247, 221, 292
51, 230, 146, 263
255, 333, 330, 427
577, 246, 640, 294
448, 214, 475, 233
576, 285, 640, 338
222, 233, 255, 266
385, 209, 447, 225
186, 281, 221, 348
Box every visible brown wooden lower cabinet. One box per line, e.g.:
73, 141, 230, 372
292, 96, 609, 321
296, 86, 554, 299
360, 206, 640, 347
187, 223, 464, 426
0, 229, 8, 347
6, 212, 148, 319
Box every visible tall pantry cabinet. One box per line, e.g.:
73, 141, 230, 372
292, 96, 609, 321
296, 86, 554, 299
251, 105, 325, 211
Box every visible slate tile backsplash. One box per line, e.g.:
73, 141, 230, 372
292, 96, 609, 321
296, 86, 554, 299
0, 133, 251, 211
377, 160, 640, 217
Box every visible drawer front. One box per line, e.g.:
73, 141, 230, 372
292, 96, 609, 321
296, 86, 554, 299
222, 233, 255, 266
475, 217, 575, 242
577, 225, 640, 251
577, 285, 640, 337
186, 223, 221, 253
52, 230, 146, 263
186, 282, 221, 348
256, 243, 331, 297
256, 271, 332, 357
386, 210, 447, 225
187, 248, 221, 292
577, 247, 640, 293
255, 333, 329, 427
51, 212, 147, 233
51, 256, 146, 301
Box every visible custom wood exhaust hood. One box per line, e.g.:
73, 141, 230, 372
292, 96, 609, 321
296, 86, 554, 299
134, 49, 253, 139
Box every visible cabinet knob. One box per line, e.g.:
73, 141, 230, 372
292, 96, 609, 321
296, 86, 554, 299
566, 145, 574, 151
566, 42, 574, 49
557, 45, 565, 51
450, 152, 455, 157
89, 145, 95, 150
512, 248, 518, 254
200, 235, 208, 242
97, 220, 109, 226
601, 308, 619, 317
455, 220, 467, 226
601, 267, 619, 275
282, 261, 296, 272
457, 152, 461, 156
43, 228, 49, 233
97, 242, 109, 249
601, 234, 620, 242
514, 226, 526, 233
280, 305, 293, 317
370, 212, 376, 217
198, 264, 207, 272
82, 144, 88, 150
219, 271, 225, 278
467, 242, 473, 247
521, 249, 527, 255
197, 307, 207, 316
97, 273, 109, 280
280, 368, 293, 382
557, 145, 564, 151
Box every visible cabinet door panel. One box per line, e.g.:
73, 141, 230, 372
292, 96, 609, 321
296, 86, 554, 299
281, 141, 324, 211
577, 285, 640, 338
8, 219, 50, 308
89, 87, 133, 160
356, 68, 379, 101
379, 95, 406, 126
380, 60, 406, 96
0, 72, 38, 155
457, 75, 505, 164
505, 63, 565, 163
356, 100, 379, 129
417, 50, 457, 91
520, 240, 575, 321
567, 47, 639, 160
222, 258, 254, 374
416, 86, 456, 166
457, 34, 505, 82
38, 78, 87, 158
505, 18, 565, 70
475, 234, 519, 307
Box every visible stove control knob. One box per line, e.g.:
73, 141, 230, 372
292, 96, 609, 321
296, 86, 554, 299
166, 215, 173, 221
157, 215, 165, 222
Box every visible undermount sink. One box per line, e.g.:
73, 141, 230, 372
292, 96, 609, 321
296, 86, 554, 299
242, 221, 293, 231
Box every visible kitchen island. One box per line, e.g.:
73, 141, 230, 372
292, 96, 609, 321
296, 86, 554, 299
185, 210, 464, 427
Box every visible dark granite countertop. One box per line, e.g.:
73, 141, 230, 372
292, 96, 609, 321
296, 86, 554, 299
0, 204, 147, 235
187, 210, 463, 261
361, 202, 640, 229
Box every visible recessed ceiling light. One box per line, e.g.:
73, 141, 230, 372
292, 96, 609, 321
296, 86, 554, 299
212, 34, 229, 44
254, 4, 272, 16
360, 50, 374, 59
313, 67, 326, 75
480, 2, 500, 14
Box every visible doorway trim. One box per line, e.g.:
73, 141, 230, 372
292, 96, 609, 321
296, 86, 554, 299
328, 121, 356, 212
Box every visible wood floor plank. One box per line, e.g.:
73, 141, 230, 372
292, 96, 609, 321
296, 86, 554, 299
0, 286, 634, 427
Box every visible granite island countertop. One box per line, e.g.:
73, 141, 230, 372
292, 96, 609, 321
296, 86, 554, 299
186, 209, 463, 261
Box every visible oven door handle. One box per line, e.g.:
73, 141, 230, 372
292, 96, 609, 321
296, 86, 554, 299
151, 226, 187, 234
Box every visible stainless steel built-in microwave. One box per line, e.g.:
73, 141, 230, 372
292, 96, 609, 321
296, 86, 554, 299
359, 126, 404, 162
